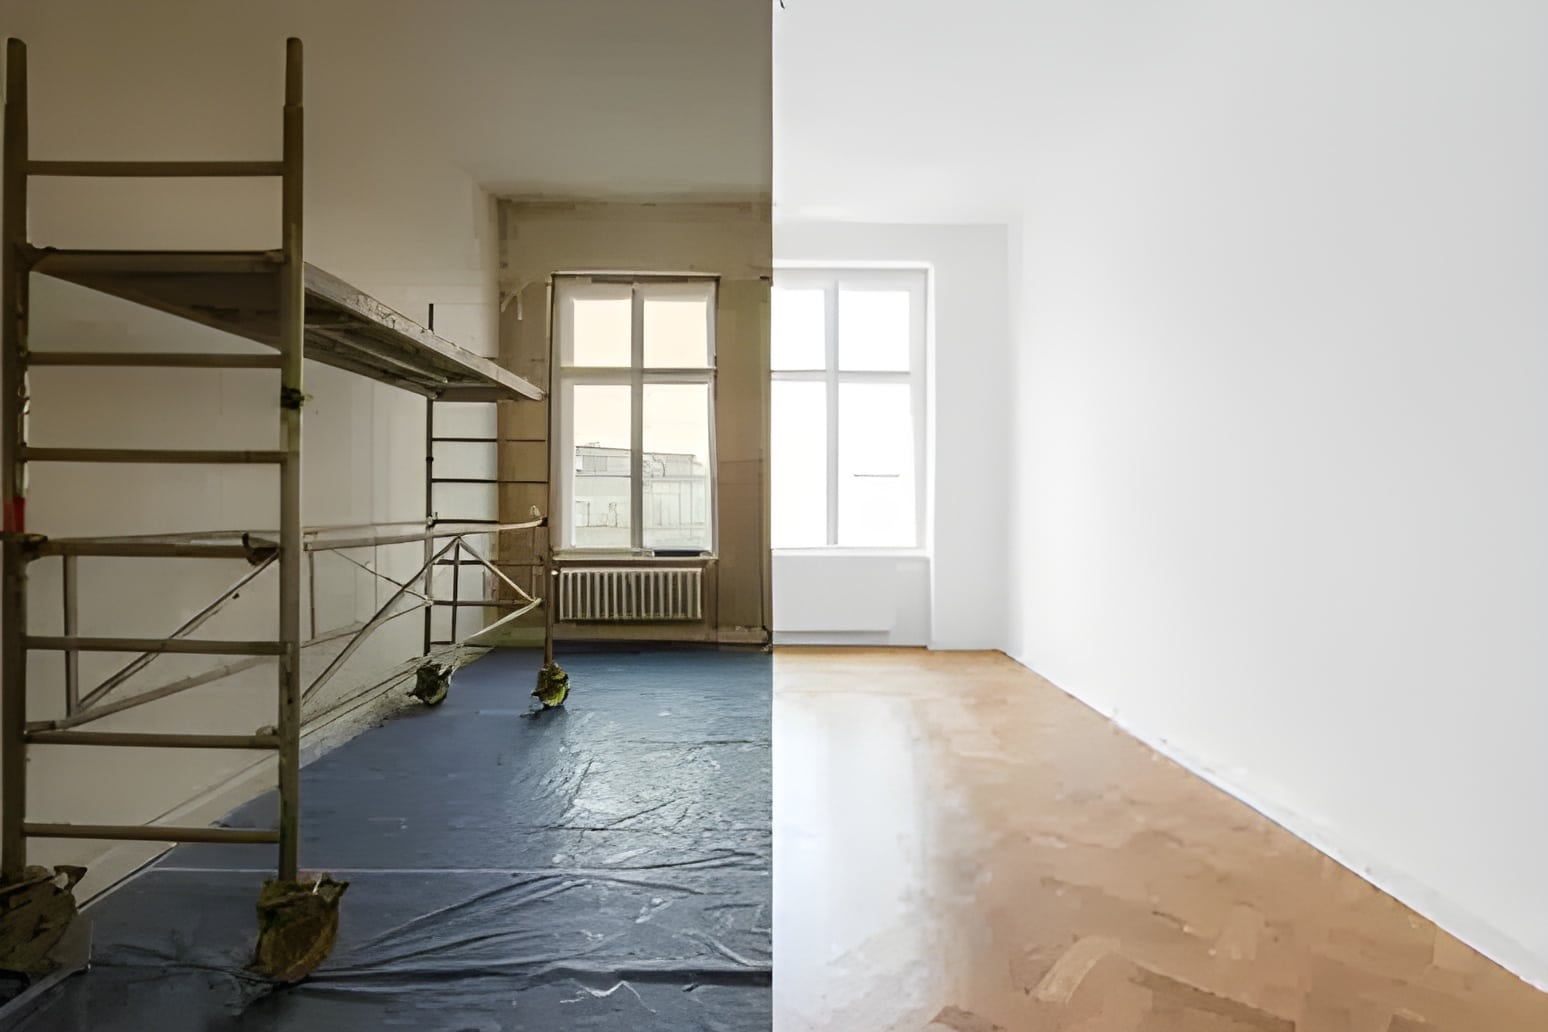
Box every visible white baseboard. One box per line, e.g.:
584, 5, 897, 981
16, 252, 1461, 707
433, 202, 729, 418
773, 631, 896, 646
1003, 649, 1548, 993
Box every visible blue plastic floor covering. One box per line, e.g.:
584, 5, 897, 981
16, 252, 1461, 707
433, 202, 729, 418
17, 647, 772, 1031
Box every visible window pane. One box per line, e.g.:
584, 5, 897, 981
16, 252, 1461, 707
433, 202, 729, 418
772, 287, 826, 371
570, 385, 632, 549
772, 381, 827, 548
838, 289, 911, 372
644, 298, 710, 368
568, 296, 631, 367
643, 384, 712, 552
837, 383, 915, 547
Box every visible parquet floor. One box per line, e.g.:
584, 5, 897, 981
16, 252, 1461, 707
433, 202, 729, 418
773, 648, 1548, 1031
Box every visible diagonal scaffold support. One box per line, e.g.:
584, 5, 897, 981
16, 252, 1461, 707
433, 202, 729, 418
302, 536, 461, 705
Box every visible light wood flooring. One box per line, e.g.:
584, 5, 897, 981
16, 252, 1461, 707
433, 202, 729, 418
773, 648, 1548, 1031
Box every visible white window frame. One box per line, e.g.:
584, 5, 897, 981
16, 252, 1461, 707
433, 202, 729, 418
771, 265, 930, 554
550, 273, 719, 557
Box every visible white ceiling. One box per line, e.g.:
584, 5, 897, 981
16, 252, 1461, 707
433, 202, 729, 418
771, 0, 1220, 226
773, 0, 1029, 224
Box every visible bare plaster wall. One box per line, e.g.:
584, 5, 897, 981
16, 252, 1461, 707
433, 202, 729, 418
493, 201, 772, 644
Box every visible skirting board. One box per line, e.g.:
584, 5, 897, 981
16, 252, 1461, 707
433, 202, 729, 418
773, 631, 893, 646
1003, 649, 1548, 994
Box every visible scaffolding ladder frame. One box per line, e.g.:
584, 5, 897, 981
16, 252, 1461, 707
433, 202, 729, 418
0, 37, 551, 888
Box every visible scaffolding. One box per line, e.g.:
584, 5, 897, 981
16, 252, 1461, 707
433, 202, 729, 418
0, 38, 550, 894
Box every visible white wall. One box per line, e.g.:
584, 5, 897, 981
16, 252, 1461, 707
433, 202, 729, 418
1006, 3, 1548, 986
3, 9, 499, 897
772, 222, 1010, 650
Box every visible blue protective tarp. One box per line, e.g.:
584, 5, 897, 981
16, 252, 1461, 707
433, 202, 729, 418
17, 647, 772, 1031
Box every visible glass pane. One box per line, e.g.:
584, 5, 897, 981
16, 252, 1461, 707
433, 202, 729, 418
570, 384, 632, 549
772, 287, 826, 371
644, 298, 709, 368
837, 383, 915, 547
569, 296, 631, 367
772, 381, 828, 548
838, 289, 910, 372
643, 384, 713, 552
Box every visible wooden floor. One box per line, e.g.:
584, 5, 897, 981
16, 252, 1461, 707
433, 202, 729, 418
772, 648, 1548, 1032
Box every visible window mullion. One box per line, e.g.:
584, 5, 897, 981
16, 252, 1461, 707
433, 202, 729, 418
913, 276, 927, 551
557, 378, 571, 549
825, 279, 840, 547
631, 286, 645, 552
642, 371, 715, 385
832, 371, 910, 384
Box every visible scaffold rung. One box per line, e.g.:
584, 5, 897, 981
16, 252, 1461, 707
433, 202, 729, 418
25, 636, 285, 656
23, 823, 280, 845
34, 540, 262, 559
27, 160, 284, 178
20, 447, 286, 464
25, 730, 279, 749
29, 352, 283, 369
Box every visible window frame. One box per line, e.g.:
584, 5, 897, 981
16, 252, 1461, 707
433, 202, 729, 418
550, 273, 720, 557
771, 264, 930, 554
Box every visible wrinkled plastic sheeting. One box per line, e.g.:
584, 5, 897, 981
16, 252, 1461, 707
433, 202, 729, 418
18, 647, 772, 1031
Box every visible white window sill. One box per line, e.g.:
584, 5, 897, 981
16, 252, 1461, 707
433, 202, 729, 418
773, 547, 930, 560
553, 550, 718, 562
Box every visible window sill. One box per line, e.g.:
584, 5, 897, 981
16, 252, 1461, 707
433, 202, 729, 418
553, 550, 718, 564
772, 547, 930, 560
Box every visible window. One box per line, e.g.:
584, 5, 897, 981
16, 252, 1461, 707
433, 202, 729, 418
771, 267, 928, 550
553, 275, 717, 554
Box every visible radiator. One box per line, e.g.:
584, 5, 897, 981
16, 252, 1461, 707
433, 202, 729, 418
557, 567, 703, 622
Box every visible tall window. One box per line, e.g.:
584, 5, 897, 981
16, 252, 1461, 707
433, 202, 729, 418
771, 267, 928, 550
553, 275, 717, 554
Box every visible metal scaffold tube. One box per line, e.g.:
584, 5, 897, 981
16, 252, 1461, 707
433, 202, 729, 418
423, 399, 434, 656
2, 36, 31, 883
276, 35, 304, 885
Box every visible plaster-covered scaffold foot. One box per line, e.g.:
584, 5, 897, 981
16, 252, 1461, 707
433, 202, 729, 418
533, 662, 570, 709
409, 647, 484, 708
0, 865, 86, 982
253, 874, 348, 983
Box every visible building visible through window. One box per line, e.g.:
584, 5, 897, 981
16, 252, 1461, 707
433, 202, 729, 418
571, 444, 711, 549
